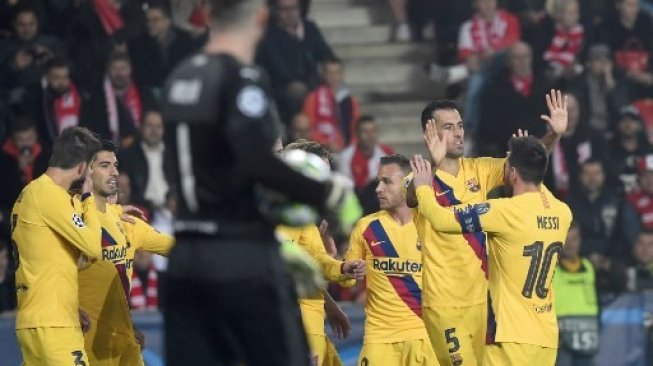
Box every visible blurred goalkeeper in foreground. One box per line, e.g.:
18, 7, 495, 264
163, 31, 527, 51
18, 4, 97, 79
162, 0, 362, 365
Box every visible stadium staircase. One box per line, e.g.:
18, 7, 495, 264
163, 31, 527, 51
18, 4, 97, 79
312, 0, 442, 156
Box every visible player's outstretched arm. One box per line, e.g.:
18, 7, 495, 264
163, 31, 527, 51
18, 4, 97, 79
411, 155, 464, 233
126, 216, 175, 256
413, 155, 509, 235
39, 175, 101, 259
539, 89, 568, 155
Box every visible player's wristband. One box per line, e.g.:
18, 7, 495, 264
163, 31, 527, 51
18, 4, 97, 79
81, 192, 92, 202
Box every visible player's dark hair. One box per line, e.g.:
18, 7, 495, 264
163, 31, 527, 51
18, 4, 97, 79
420, 100, 460, 131
380, 154, 411, 175
210, 0, 264, 28
284, 139, 334, 168
356, 115, 376, 133
49, 127, 101, 169
99, 139, 118, 154
507, 136, 548, 184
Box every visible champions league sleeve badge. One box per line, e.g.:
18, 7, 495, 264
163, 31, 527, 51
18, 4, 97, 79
72, 213, 85, 228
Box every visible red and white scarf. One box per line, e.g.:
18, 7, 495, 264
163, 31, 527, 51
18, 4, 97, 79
1, 140, 43, 183
310, 85, 344, 151
510, 74, 533, 97
130, 265, 158, 310
544, 24, 584, 69
46, 81, 81, 136
470, 10, 517, 53
104, 76, 142, 142
93, 0, 124, 36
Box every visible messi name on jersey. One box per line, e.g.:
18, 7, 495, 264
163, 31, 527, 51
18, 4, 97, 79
373, 258, 422, 276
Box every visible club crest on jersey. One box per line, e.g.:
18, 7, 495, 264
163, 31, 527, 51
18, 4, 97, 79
237, 85, 267, 118
72, 213, 85, 228
466, 177, 480, 192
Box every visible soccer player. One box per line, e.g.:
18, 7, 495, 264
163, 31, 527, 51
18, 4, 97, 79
11, 127, 101, 365
162, 1, 361, 364
411, 90, 568, 365
411, 136, 572, 366
277, 139, 365, 366
346, 154, 439, 366
77, 140, 174, 366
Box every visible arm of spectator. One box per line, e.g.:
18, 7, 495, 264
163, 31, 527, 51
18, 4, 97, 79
257, 36, 296, 89
308, 21, 336, 62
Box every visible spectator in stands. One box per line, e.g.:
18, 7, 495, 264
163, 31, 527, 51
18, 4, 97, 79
428, 0, 521, 132
119, 110, 175, 211
525, 0, 585, 84
610, 105, 653, 193
0, 240, 16, 314
598, 0, 653, 99
0, 115, 49, 214
0, 5, 63, 90
552, 222, 600, 366
170, 0, 211, 35
130, 251, 159, 310
257, 0, 335, 120
389, 0, 410, 41
303, 57, 360, 152
478, 41, 550, 156
18, 58, 81, 147
288, 113, 312, 142
569, 44, 630, 138
545, 93, 609, 198
566, 158, 622, 265
623, 156, 653, 247
129, 2, 201, 97
83, 52, 148, 148
68, 0, 144, 91
628, 230, 653, 290
338, 116, 394, 190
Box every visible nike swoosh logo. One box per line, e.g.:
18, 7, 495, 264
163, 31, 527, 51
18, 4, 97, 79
370, 241, 385, 247
436, 190, 450, 197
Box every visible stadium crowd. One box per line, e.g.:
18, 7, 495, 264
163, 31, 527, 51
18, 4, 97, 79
0, 0, 653, 362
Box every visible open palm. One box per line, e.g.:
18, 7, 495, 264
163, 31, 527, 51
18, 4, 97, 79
541, 89, 568, 135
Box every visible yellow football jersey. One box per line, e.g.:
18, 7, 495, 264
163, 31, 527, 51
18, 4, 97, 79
346, 211, 429, 344
414, 157, 505, 308
78, 203, 173, 358
277, 225, 353, 336
11, 174, 102, 329
416, 185, 572, 348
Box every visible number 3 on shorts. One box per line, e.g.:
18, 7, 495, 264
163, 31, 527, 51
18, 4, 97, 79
445, 328, 460, 353
71, 350, 86, 366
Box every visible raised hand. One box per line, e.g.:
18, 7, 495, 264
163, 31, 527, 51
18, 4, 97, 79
410, 154, 433, 188
424, 120, 447, 166
540, 89, 568, 136
512, 129, 529, 138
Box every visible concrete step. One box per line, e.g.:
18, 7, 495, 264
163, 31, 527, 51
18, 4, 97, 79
313, 7, 373, 28
335, 42, 433, 61
377, 116, 423, 135
345, 60, 428, 85
350, 80, 442, 104
322, 25, 392, 46
362, 101, 428, 118
380, 139, 427, 157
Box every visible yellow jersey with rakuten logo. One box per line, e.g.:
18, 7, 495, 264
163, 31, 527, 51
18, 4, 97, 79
78, 204, 173, 359
346, 210, 428, 344
416, 185, 572, 348
277, 225, 354, 336
413, 157, 505, 308
11, 174, 102, 329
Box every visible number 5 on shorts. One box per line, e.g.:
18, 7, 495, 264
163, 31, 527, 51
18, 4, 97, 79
445, 328, 460, 353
